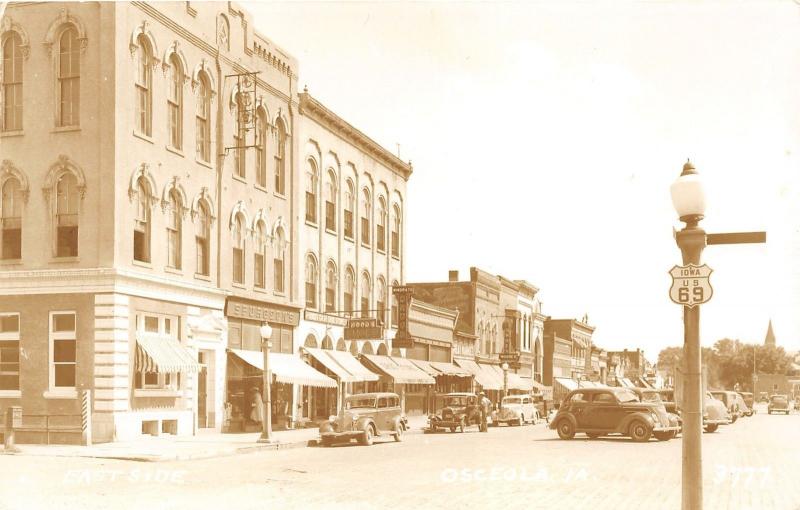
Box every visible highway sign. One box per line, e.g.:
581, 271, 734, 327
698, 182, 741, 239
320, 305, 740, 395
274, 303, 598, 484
669, 264, 713, 308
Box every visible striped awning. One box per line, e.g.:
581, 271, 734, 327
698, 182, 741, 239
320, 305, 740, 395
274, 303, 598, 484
228, 349, 336, 388
454, 359, 502, 390
135, 332, 201, 373
361, 354, 434, 385
303, 348, 379, 383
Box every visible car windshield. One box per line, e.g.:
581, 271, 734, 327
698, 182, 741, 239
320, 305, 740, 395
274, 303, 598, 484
345, 397, 376, 409
444, 396, 468, 407
502, 397, 522, 405
640, 392, 662, 404
615, 390, 639, 403
771, 396, 787, 403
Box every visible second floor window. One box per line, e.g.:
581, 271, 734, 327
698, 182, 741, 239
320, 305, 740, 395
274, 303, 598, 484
233, 94, 246, 179
0, 177, 22, 260
305, 254, 318, 309
195, 202, 210, 276
55, 173, 79, 257
255, 111, 267, 188
391, 280, 399, 326
325, 170, 336, 232
133, 177, 151, 263
2, 33, 23, 132
167, 56, 183, 150
195, 75, 211, 162
274, 119, 286, 194
166, 191, 182, 269
344, 267, 355, 316
305, 160, 317, 223
232, 215, 245, 284
391, 204, 401, 258
254, 222, 267, 288
325, 262, 336, 313
360, 272, 370, 318
376, 278, 386, 325
344, 180, 355, 240
273, 227, 285, 293
135, 35, 152, 136
376, 197, 387, 252
361, 188, 371, 246
58, 28, 80, 127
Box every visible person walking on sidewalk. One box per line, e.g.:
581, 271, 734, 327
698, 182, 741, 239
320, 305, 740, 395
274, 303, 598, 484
479, 392, 491, 432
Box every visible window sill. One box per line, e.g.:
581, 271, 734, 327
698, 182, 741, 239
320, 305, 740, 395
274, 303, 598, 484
133, 130, 154, 144
305, 220, 318, 228
377, 248, 387, 255
43, 389, 78, 400
0, 258, 23, 266
232, 174, 247, 185
273, 192, 286, 200
361, 242, 371, 249
53, 125, 80, 133
254, 184, 269, 193
164, 266, 183, 276
391, 254, 400, 261
0, 130, 24, 138
325, 228, 337, 236
195, 158, 213, 169
344, 236, 354, 243
273, 290, 286, 298
254, 286, 268, 294
133, 389, 181, 398
0, 390, 21, 398
231, 282, 246, 289
194, 273, 212, 282
165, 145, 185, 158
132, 259, 153, 269
50, 256, 80, 264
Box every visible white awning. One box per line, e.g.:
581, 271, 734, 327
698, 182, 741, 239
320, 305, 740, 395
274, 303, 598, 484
554, 377, 579, 392
228, 349, 336, 388
135, 332, 201, 373
303, 348, 379, 383
454, 360, 502, 390
361, 354, 435, 385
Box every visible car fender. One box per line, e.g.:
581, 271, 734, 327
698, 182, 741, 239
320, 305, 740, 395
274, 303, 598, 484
319, 421, 334, 434
356, 417, 376, 434
392, 416, 404, 432
618, 412, 654, 433
551, 413, 576, 430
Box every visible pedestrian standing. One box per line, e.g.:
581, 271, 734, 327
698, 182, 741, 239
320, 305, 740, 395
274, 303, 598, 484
479, 392, 491, 432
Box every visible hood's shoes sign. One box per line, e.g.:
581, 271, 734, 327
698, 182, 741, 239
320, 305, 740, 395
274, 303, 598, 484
669, 264, 713, 307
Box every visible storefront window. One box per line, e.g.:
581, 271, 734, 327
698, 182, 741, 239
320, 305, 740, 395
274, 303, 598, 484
135, 313, 179, 389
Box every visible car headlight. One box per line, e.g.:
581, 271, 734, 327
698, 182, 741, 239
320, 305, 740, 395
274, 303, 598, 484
329, 415, 337, 422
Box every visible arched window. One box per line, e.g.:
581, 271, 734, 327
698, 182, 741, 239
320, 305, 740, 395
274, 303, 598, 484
166, 190, 182, 269
167, 55, 183, 150
304, 335, 318, 348
135, 34, 152, 136
324, 170, 337, 232
133, 176, 151, 262
232, 214, 245, 284
344, 266, 355, 316
233, 92, 247, 179
305, 159, 318, 223
391, 279, 399, 326
360, 271, 371, 318
391, 204, 401, 258
55, 173, 79, 257
58, 27, 80, 127
255, 109, 267, 187
305, 254, 318, 309
273, 226, 285, 293
336, 338, 346, 351
343, 179, 355, 240
254, 220, 267, 288
0, 178, 22, 260
2, 33, 23, 132
360, 188, 371, 246
325, 261, 337, 313
274, 118, 286, 194
376, 196, 387, 252
491, 326, 497, 355
195, 73, 211, 162
321, 336, 333, 350
195, 201, 210, 276
376, 277, 386, 325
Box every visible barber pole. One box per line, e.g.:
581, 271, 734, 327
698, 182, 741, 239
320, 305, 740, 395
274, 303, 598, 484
80, 389, 92, 446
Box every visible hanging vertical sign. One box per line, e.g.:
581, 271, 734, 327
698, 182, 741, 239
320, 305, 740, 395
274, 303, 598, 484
392, 286, 414, 349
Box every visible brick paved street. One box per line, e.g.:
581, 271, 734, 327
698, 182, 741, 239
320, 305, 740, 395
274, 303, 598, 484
1, 405, 799, 510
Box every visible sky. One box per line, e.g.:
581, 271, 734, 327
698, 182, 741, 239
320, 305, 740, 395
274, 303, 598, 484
249, 1, 800, 361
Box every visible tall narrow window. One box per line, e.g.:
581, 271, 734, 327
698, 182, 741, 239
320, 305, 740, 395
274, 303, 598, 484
0, 178, 22, 260
360, 272, 371, 318
232, 215, 245, 284
344, 179, 355, 240
135, 35, 152, 136
376, 278, 386, 325
233, 93, 246, 179
391, 280, 400, 326
195, 74, 211, 162
325, 261, 336, 313
274, 118, 286, 194
166, 190, 182, 269
254, 221, 267, 288
391, 204, 401, 258
361, 188, 371, 246
58, 28, 80, 127
167, 56, 183, 150
376, 197, 387, 252
2, 33, 23, 132
325, 170, 336, 232
273, 227, 285, 293
50, 312, 76, 390
305, 160, 318, 223
0, 314, 20, 391
344, 266, 355, 316
195, 202, 210, 276
305, 254, 318, 309
55, 173, 79, 257
133, 177, 151, 262
255, 110, 267, 187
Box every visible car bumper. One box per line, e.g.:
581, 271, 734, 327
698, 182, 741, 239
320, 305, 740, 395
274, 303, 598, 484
653, 425, 681, 433
320, 430, 364, 441
704, 418, 729, 426
427, 419, 463, 429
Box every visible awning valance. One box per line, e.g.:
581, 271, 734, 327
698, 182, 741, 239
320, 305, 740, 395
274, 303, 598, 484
454, 359, 501, 390
361, 354, 434, 385
228, 349, 336, 388
303, 348, 379, 383
410, 359, 472, 378
136, 332, 201, 373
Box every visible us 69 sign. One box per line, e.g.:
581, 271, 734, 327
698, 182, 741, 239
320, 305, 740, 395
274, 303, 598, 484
669, 264, 713, 308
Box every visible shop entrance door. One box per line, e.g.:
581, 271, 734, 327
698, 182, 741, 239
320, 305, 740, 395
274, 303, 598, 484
197, 352, 209, 428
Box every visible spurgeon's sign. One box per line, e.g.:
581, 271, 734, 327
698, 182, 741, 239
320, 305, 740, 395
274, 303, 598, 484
344, 318, 383, 340
226, 298, 300, 326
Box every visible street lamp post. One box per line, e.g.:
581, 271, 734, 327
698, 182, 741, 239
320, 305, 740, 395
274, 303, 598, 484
258, 323, 274, 443
501, 362, 509, 401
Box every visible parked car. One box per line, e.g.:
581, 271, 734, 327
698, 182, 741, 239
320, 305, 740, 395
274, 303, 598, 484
492, 394, 539, 426
703, 391, 731, 433
549, 387, 679, 442
631, 388, 681, 438
710, 390, 740, 422
757, 392, 769, 403
767, 394, 790, 415
735, 393, 753, 417
319, 392, 407, 446
738, 392, 755, 416
426, 392, 486, 433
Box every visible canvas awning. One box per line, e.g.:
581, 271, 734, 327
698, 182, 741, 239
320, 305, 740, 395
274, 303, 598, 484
303, 348, 379, 383
620, 378, 636, 388
408, 359, 439, 377
554, 377, 579, 392
482, 365, 533, 392
454, 359, 502, 390
228, 349, 336, 388
361, 354, 434, 385
410, 359, 472, 378
135, 332, 201, 373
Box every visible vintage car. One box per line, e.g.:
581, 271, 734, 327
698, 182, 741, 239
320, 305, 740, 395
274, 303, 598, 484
549, 387, 679, 442
426, 392, 486, 433
710, 390, 740, 423
735, 393, 753, 417
758, 392, 770, 403
492, 394, 539, 426
703, 391, 731, 432
738, 392, 755, 416
767, 394, 790, 415
319, 392, 407, 446
630, 388, 681, 438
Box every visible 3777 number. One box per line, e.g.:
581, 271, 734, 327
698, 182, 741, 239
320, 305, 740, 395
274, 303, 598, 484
678, 280, 704, 303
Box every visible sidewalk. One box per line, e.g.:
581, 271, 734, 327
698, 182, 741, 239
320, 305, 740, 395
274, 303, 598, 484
1, 415, 430, 462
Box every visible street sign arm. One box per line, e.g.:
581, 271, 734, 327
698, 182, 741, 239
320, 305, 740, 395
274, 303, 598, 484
706, 232, 766, 245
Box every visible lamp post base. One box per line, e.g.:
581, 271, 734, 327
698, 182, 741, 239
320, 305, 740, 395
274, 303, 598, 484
257, 434, 278, 444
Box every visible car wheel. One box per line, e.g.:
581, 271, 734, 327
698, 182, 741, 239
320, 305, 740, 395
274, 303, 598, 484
768, 410, 772, 414
629, 420, 652, 442
556, 419, 575, 440
394, 424, 404, 442
704, 424, 718, 433
730, 414, 738, 423
360, 426, 374, 446
654, 431, 672, 441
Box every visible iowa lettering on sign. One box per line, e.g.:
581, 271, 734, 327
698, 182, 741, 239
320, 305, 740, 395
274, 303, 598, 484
668, 264, 713, 308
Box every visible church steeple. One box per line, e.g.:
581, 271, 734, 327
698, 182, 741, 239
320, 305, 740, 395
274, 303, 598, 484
764, 319, 776, 347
